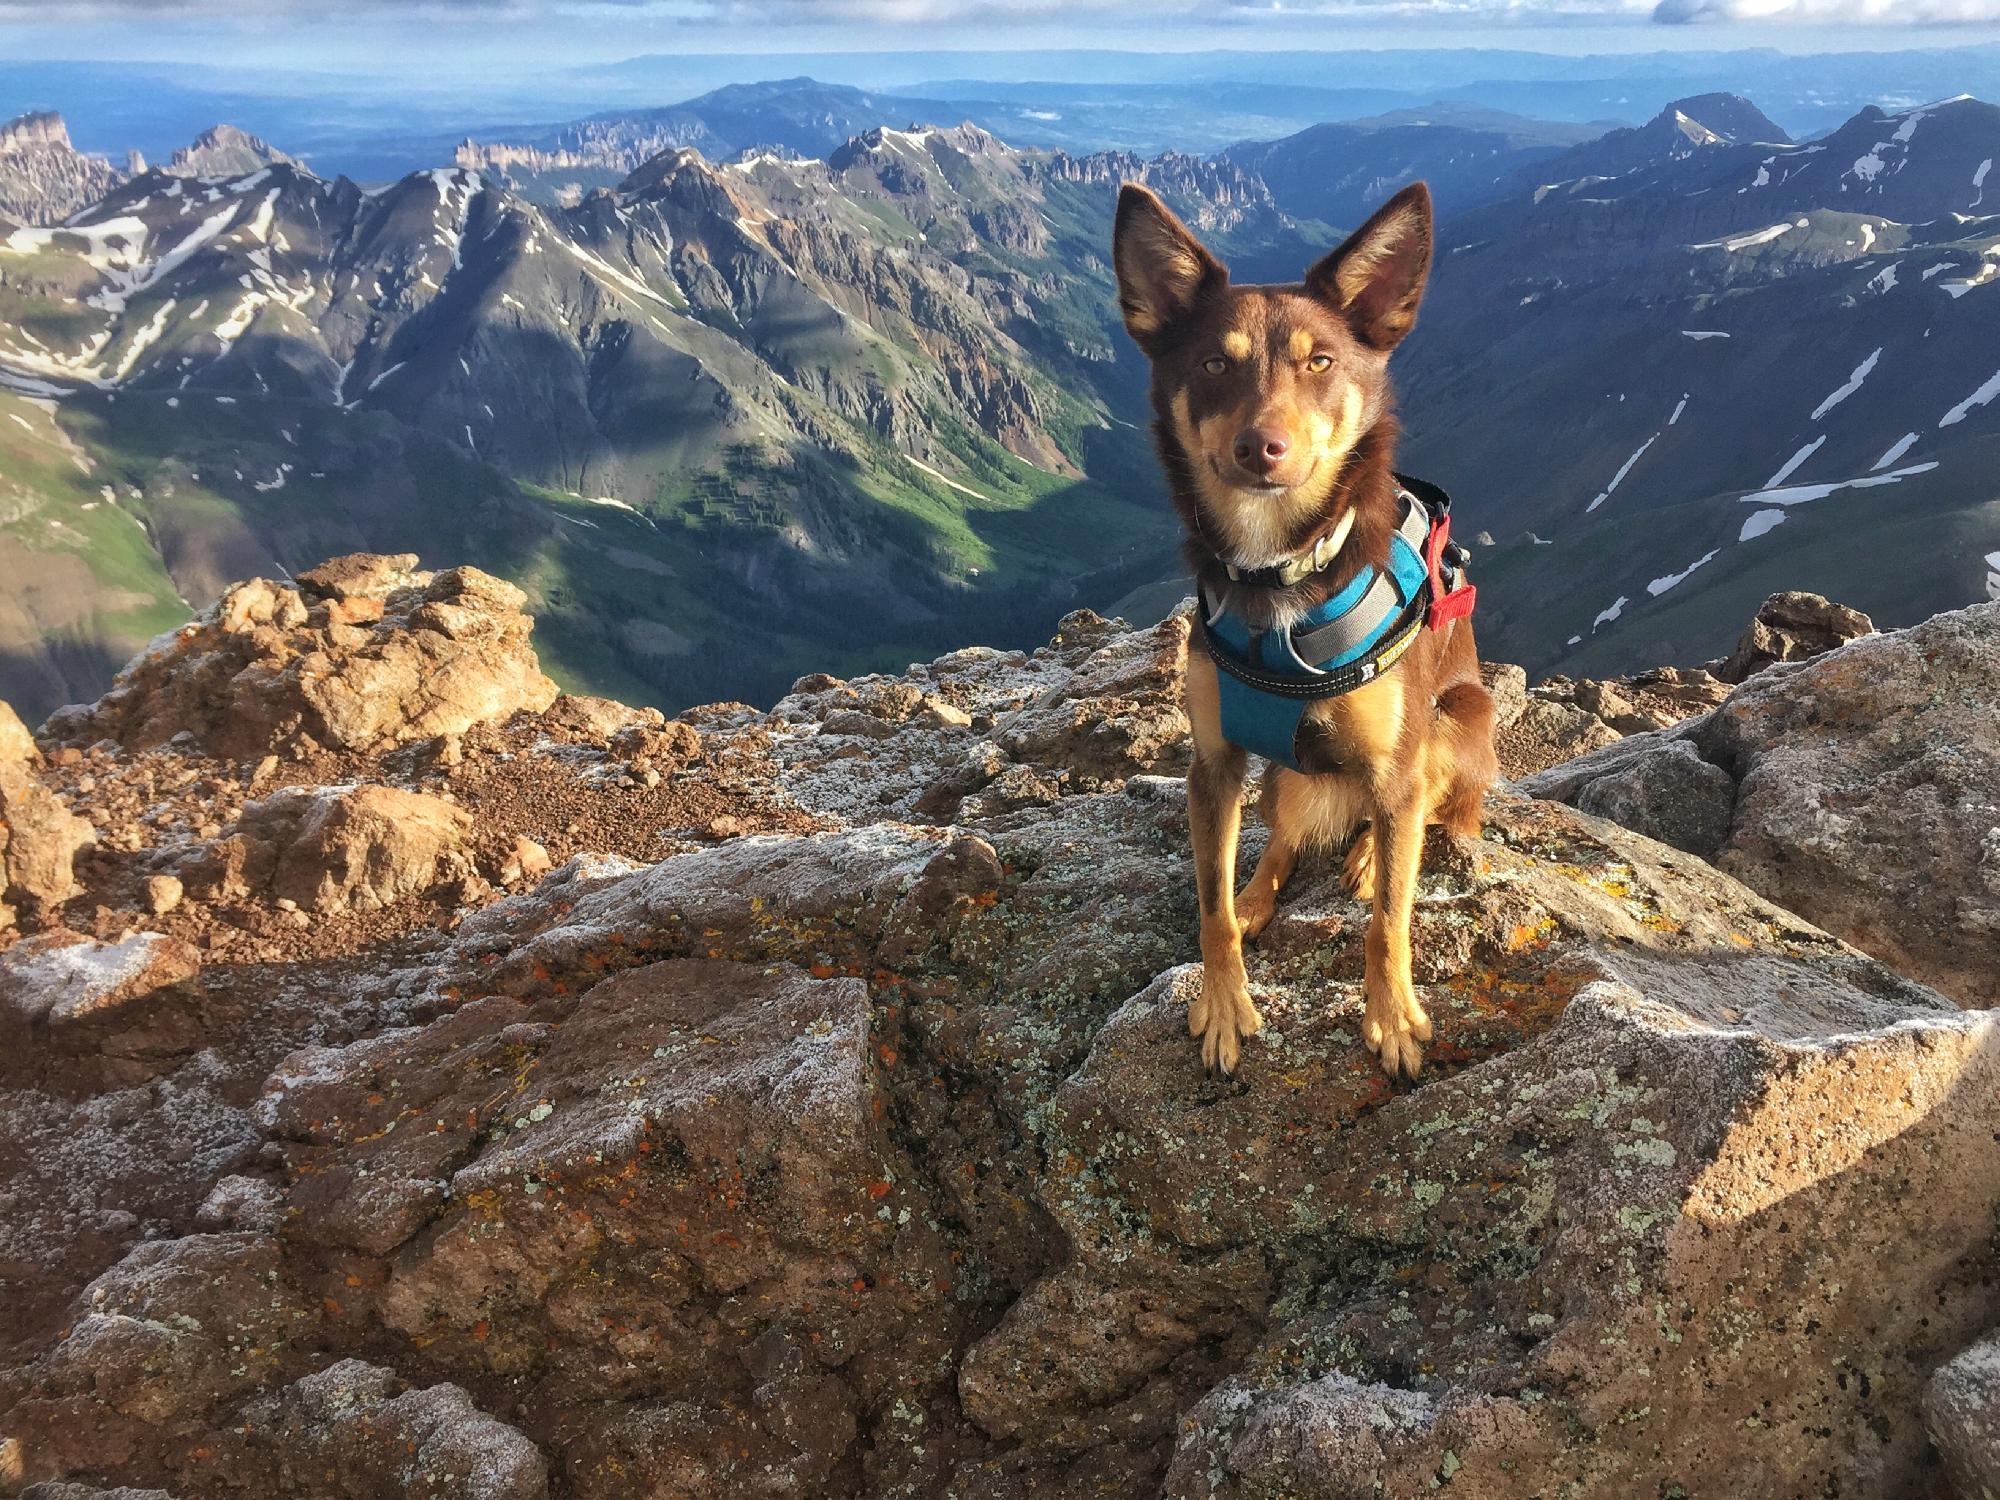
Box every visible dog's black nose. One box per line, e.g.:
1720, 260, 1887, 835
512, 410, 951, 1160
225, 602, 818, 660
1233, 427, 1290, 476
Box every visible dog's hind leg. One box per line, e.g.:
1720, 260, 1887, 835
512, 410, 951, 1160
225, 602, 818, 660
1238, 766, 1303, 942
1434, 678, 1498, 839
1341, 824, 1377, 900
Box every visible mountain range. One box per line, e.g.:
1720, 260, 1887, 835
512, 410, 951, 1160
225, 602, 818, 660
0, 114, 1322, 717
1395, 92, 2000, 676
4, 85, 1999, 718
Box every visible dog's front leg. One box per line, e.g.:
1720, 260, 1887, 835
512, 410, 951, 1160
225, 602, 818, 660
1362, 788, 1433, 1080
1187, 743, 1260, 1073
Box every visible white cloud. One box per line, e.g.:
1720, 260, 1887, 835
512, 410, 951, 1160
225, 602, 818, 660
6, 0, 1996, 19
1655, 0, 2000, 20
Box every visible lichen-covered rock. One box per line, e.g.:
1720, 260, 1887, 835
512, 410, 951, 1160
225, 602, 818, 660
184, 783, 474, 912
1927, 1331, 2000, 1500
7, 573, 1998, 1500
1166, 974, 1995, 1498
241, 1360, 549, 1499
1524, 602, 2000, 1005
17, 1233, 312, 1475
769, 609, 1191, 825
43, 555, 558, 757
1715, 589, 1875, 683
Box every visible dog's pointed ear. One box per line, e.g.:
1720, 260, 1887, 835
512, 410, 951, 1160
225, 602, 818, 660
1305, 182, 1433, 351
1114, 183, 1227, 353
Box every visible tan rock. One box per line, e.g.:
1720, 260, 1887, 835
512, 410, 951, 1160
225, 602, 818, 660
142, 874, 183, 915
498, 835, 552, 888
44, 554, 558, 758
188, 784, 473, 913
1716, 590, 1874, 683
0, 697, 37, 766
0, 756, 92, 922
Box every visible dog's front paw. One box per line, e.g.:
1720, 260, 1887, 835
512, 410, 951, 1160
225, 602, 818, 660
1362, 987, 1431, 1080
1190, 964, 1262, 1075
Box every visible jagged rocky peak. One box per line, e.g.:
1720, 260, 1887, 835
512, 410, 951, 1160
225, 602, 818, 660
830, 119, 1005, 165
616, 142, 715, 193
0, 110, 72, 153
165, 122, 297, 178
0, 109, 124, 224
1660, 91, 1790, 147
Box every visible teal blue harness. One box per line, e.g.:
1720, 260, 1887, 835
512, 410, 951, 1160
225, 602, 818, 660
1199, 478, 1476, 772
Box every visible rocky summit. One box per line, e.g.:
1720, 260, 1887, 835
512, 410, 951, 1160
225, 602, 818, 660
0, 559, 1996, 1499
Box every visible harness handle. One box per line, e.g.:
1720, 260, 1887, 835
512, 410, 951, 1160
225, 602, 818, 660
1422, 508, 1477, 630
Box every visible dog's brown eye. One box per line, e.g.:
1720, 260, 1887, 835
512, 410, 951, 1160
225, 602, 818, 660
1306, 353, 1334, 373
1202, 356, 1228, 375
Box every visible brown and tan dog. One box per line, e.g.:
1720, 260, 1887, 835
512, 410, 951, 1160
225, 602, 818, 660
1113, 179, 1497, 1081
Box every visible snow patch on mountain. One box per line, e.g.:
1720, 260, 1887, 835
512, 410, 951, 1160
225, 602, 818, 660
1764, 435, 1827, 488
1694, 219, 1804, 252
1811, 348, 1881, 421
1739, 508, 1788, 543
1740, 460, 1938, 508
1585, 418, 1669, 513
1940, 366, 2000, 427
1873, 432, 1920, 469
1647, 549, 1720, 597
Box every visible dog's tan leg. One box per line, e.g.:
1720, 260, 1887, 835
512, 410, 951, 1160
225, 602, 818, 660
1183, 650, 1259, 1073
1362, 786, 1432, 1079
1341, 824, 1376, 900
1238, 768, 1300, 942
1188, 746, 1259, 1072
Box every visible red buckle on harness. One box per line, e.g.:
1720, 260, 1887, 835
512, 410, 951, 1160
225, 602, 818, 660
1422, 511, 1477, 630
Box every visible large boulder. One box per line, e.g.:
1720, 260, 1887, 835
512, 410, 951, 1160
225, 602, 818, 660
1715, 589, 1875, 683
0, 929, 200, 1030
43, 555, 559, 758
1927, 1331, 2000, 1500
1523, 602, 2000, 1006
183, 783, 474, 913
0, 698, 92, 928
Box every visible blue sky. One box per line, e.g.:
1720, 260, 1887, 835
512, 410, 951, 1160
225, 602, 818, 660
7, 0, 2000, 74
